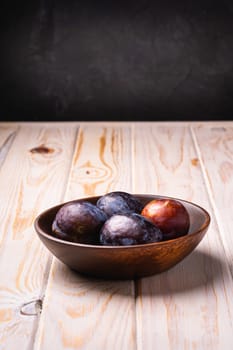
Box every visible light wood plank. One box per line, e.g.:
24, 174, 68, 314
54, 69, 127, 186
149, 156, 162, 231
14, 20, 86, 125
133, 123, 233, 350
192, 123, 233, 278
66, 123, 133, 199
35, 124, 137, 350
0, 124, 77, 350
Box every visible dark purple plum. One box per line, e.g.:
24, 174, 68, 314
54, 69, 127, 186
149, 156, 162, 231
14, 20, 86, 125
100, 213, 163, 246
52, 201, 107, 244
96, 191, 143, 218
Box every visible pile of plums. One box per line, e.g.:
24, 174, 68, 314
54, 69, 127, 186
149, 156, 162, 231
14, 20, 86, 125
52, 191, 190, 246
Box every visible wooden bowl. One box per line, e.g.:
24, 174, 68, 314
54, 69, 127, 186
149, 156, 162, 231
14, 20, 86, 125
34, 194, 210, 280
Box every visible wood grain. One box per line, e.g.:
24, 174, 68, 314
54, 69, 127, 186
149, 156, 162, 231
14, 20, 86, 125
0, 124, 77, 350
192, 123, 233, 278
1, 121, 233, 350
35, 123, 137, 350
133, 123, 233, 350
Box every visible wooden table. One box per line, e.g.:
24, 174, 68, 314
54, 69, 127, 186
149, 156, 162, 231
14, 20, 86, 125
0, 121, 233, 350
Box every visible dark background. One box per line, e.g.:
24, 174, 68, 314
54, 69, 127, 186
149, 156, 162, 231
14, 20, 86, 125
1, 0, 233, 121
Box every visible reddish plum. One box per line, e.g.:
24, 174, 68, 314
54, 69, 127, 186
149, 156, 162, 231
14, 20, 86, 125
141, 198, 190, 240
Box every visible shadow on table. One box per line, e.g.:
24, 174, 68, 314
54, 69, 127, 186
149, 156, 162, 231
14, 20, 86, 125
136, 249, 232, 296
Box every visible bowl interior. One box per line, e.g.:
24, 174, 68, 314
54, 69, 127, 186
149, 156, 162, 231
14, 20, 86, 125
36, 195, 209, 239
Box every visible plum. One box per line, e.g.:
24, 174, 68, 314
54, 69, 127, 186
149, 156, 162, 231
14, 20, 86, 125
99, 213, 163, 246
96, 191, 143, 218
52, 201, 107, 244
141, 198, 190, 240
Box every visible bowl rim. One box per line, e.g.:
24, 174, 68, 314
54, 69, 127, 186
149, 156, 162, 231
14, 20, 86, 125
34, 194, 211, 249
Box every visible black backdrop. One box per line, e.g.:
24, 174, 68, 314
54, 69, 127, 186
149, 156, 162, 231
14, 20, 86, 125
1, 0, 233, 121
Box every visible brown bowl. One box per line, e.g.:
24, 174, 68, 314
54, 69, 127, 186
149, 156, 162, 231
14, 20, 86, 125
34, 194, 210, 280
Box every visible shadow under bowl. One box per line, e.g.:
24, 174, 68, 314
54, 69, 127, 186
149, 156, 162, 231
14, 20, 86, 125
34, 194, 210, 280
